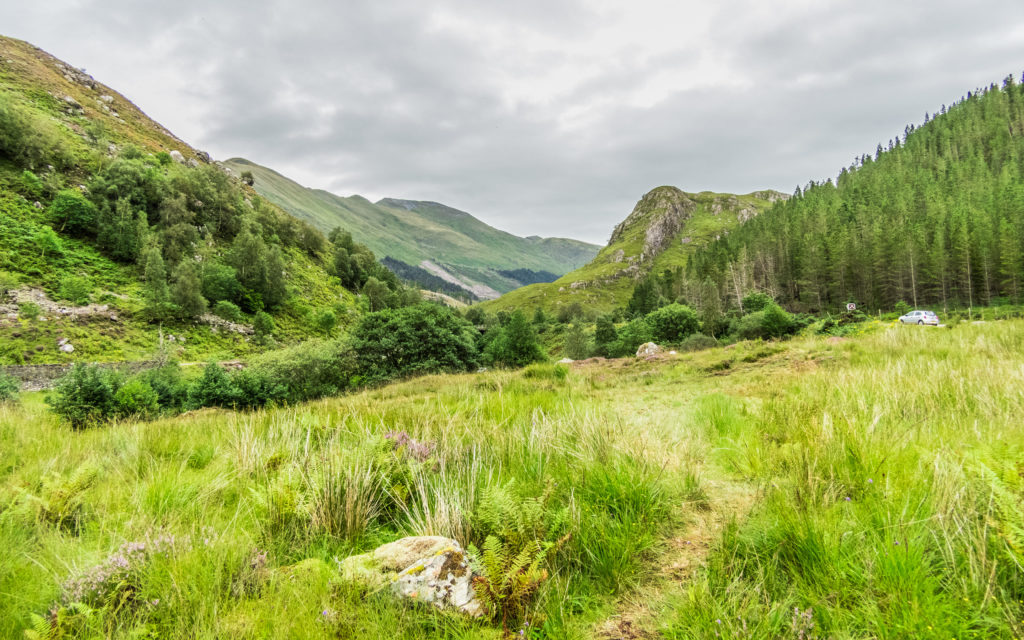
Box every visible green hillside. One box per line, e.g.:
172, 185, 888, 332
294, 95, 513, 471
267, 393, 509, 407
0, 36, 383, 365
483, 187, 784, 314
686, 76, 1024, 314
223, 159, 599, 298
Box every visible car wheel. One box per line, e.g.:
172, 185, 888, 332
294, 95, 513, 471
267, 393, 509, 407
918, 320, 923, 325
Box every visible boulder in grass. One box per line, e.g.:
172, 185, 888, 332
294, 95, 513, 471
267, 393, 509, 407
391, 545, 483, 617
336, 536, 484, 617
336, 536, 454, 588
635, 342, 661, 358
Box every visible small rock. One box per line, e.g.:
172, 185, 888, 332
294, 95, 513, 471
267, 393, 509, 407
99, 94, 114, 103
338, 536, 454, 588
391, 546, 484, 618
169, 150, 185, 164
60, 343, 74, 353
57, 338, 68, 346
33, 201, 43, 209
636, 342, 661, 358
558, 357, 574, 364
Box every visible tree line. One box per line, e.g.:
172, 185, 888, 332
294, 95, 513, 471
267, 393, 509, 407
684, 74, 1024, 313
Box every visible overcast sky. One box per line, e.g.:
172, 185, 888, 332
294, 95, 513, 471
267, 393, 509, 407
3, 1, 1024, 244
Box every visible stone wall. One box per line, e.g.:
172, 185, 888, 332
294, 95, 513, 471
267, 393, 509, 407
1, 361, 160, 392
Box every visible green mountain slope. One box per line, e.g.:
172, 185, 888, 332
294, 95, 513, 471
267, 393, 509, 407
223, 159, 600, 298
0, 35, 365, 365
685, 76, 1024, 314
483, 187, 785, 314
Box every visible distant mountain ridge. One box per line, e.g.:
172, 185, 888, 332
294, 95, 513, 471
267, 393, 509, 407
483, 186, 785, 313
223, 159, 600, 298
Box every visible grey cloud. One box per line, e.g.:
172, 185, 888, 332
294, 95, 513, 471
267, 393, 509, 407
2, 1, 1023, 243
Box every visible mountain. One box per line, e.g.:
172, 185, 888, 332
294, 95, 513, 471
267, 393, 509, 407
684, 76, 1024, 314
222, 159, 600, 299
483, 187, 785, 314
0, 36, 375, 365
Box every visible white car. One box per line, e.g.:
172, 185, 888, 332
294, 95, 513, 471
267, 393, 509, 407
898, 310, 939, 326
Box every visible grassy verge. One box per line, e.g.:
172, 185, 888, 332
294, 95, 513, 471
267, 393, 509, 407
2, 321, 1023, 638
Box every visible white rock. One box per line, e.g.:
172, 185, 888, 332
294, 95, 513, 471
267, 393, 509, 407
169, 150, 185, 164
60, 344, 74, 353
558, 357, 574, 364
636, 342, 661, 358
391, 545, 484, 618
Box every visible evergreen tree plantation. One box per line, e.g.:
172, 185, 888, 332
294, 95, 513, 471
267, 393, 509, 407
686, 76, 1024, 313
2, 6, 1024, 639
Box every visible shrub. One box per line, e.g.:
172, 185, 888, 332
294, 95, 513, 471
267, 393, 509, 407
20, 170, 44, 198
679, 333, 718, 352
562, 323, 591, 360
201, 262, 241, 304
46, 364, 119, 428
594, 315, 617, 356
18, 301, 41, 320
0, 370, 19, 402
352, 304, 479, 382
609, 317, 653, 357
894, 300, 911, 317
761, 302, 794, 338
49, 190, 98, 236
187, 363, 238, 409
139, 361, 188, 411
645, 303, 700, 343
741, 291, 773, 313
485, 310, 545, 368
230, 368, 288, 409
113, 378, 159, 419
212, 300, 243, 323
58, 275, 92, 305
315, 309, 337, 335
246, 339, 356, 404
733, 311, 768, 340
253, 311, 276, 343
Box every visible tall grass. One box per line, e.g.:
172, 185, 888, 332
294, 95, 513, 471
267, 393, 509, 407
6, 321, 1023, 637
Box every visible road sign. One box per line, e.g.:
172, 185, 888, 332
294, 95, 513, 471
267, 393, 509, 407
846, 303, 856, 311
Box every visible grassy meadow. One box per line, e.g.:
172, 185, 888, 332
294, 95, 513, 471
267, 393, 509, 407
2, 321, 1024, 638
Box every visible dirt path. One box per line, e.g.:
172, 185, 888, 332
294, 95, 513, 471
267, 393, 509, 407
595, 476, 758, 639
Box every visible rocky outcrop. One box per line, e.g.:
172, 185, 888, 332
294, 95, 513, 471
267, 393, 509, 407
336, 536, 484, 617
609, 187, 697, 262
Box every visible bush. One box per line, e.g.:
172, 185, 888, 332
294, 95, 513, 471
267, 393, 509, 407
352, 304, 479, 383
18, 301, 41, 320
230, 368, 288, 409
645, 303, 700, 343
678, 333, 718, 352
20, 170, 44, 198
761, 303, 794, 338
246, 339, 357, 403
485, 310, 546, 368
113, 378, 159, 419
0, 370, 19, 402
58, 275, 92, 305
49, 190, 98, 236
894, 300, 911, 317
47, 364, 119, 428
315, 309, 337, 335
253, 311, 276, 344
741, 292, 773, 313
609, 317, 653, 357
139, 361, 188, 411
187, 363, 238, 409
212, 300, 242, 323
562, 323, 591, 360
